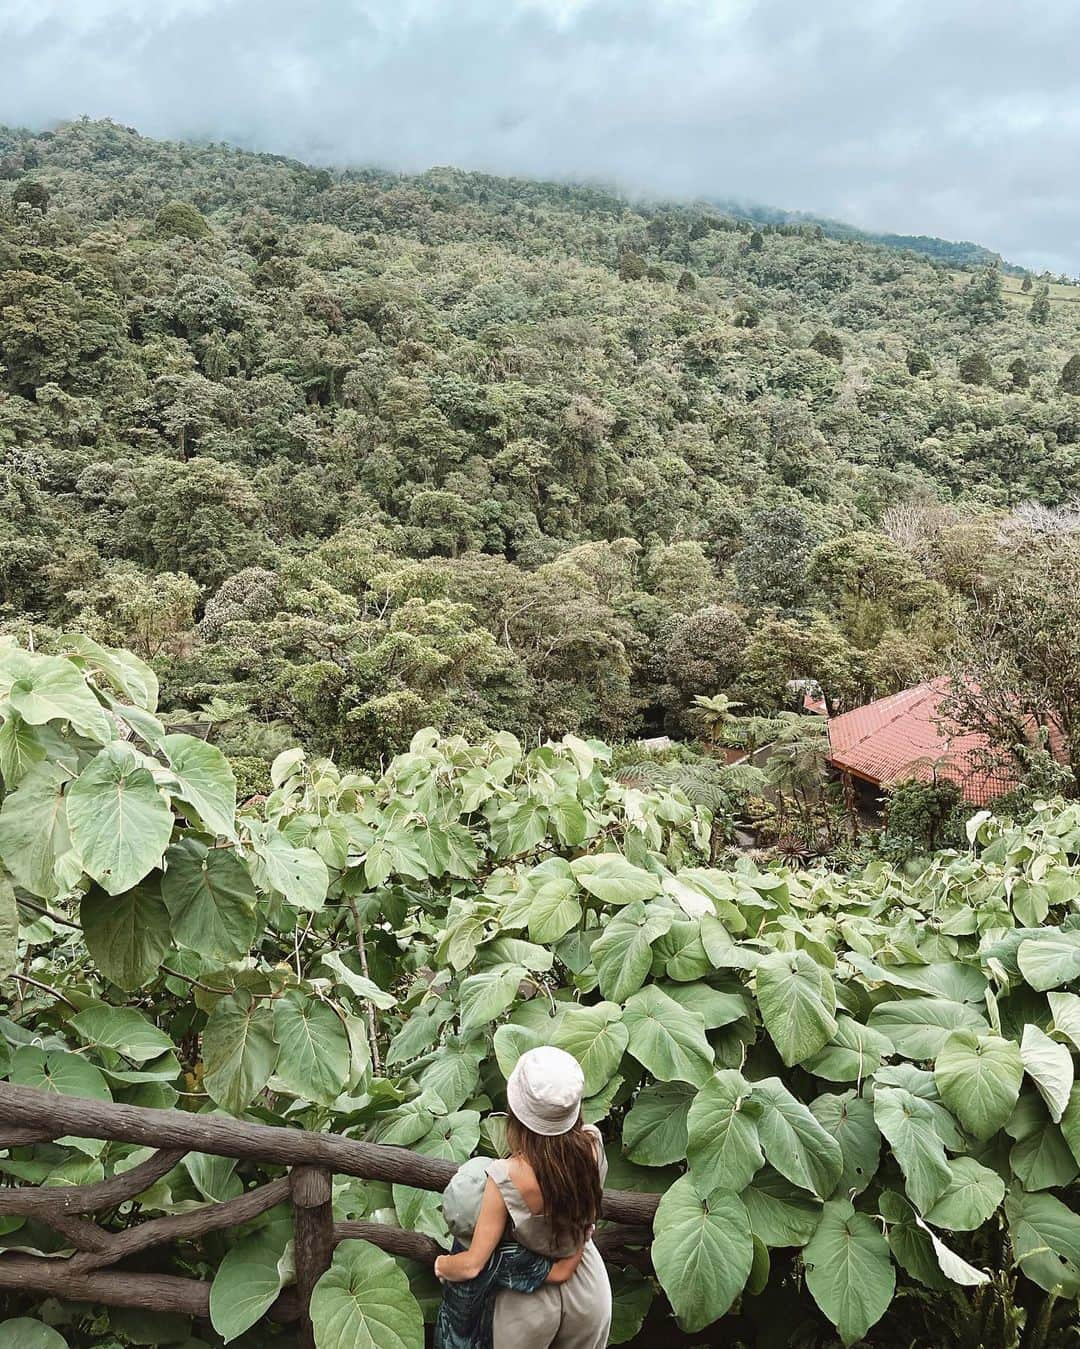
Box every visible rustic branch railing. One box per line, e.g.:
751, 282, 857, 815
0, 1083, 654, 1340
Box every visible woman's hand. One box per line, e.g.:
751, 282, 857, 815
435, 1252, 478, 1282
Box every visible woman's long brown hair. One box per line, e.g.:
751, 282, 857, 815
506, 1110, 603, 1248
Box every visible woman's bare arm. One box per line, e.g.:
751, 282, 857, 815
434, 1177, 509, 1282
545, 1246, 585, 1284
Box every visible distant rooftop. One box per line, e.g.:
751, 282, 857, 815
826, 679, 1044, 806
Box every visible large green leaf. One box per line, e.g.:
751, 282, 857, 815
248, 822, 329, 911
934, 1031, 1023, 1141
4, 650, 112, 743
591, 901, 674, 1002
622, 1080, 694, 1167
81, 880, 171, 990
867, 998, 986, 1060
1017, 932, 1080, 992
202, 988, 279, 1114
755, 949, 837, 1067
417, 1037, 484, 1112
69, 1002, 175, 1064
753, 1077, 843, 1200
651, 1176, 753, 1332
272, 989, 351, 1105
525, 875, 582, 944
1019, 1022, 1074, 1123
161, 733, 237, 838
161, 838, 257, 962
310, 1239, 424, 1349
571, 854, 660, 906
551, 1001, 629, 1096
61, 633, 159, 711
0, 869, 16, 978
210, 1220, 294, 1343
67, 744, 174, 895
805, 1017, 892, 1083
458, 964, 525, 1032
803, 1198, 895, 1348
1005, 1187, 1080, 1296
810, 1091, 880, 1197
608, 1267, 653, 1345
1049, 991, 1080, 1053
686, 1069, 763, 1194
923, 1155, 1005, 1231
10, 1046, 111, 1102
0, 1321, 69, 1349
872, 1086, 951, 1213
0, 710, 46, 785
0, 761, 72, 899
622, 985, 714, 1087
741, 1167, 822, 1248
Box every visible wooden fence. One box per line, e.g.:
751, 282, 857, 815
0, 1084, 655, 1346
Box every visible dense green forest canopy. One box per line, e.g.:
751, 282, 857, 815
1, 117, 1079, 787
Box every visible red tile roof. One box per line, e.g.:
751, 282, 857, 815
826, 679, 1019, 805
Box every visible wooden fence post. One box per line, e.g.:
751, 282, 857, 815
290, 1165, 334, 1349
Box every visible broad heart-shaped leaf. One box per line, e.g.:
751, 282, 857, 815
803, 1198, 895, 1348
1011, 1117, 1079, 1191
0, 710, 47, 785
0, 760, 73, 899
61, 632, 159, 710
247, 821, 329, 911
161, 837, 257, 962
1020, 1022, 1074, 1123
69, 1002, 175, 1064
934, 1031, 1023, 1141
753, 1078, 843, 1200
4, 649, 113, 743
161, 733, 237, 838
924, 1155, 1005, 1231
552, 1001, 630, 1096
525, 876, 582, 944
493, 1022, 541, 1080
810, 1091, 880, 1197
622, 1081, 695, 1167
755, 949, 837, 1067
272, 989, 351, 1105
393, 1110, 481, 1231
591, 901, 674, 1002
1049, 991, 1080, 1053
1062, 1084, 1080, 1169
81, 879, 171, 990
457, 964, 525, 1032
310, 1239, 424, 1349
686, 1069, 764, 1194
867, 998, 987, 1060
651, 1177, 753, 1332
1017, 932, 1080, 992
1005, 1186, 1080, 1297
67, 743, 174, 895
0, 870, 15, 979
203, 988, 279, 1114
741, 1167, 822, 1248
571, 853, 661, 906
10, 1045, 111, 1102
622, 985, 714, 1088
806, 1017, 892, 1083
608, 1267, 653, 1345
210, 1219, 294, 1343
0, 1320, 68, 1349
872, 1086, 951, 1214
417, 1037, 484, 1112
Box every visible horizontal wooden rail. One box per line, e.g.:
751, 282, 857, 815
0, 1083, 660, 1225
0, 1082, 658, 1328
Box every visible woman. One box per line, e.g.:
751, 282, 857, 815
435, 1045, 612, 1349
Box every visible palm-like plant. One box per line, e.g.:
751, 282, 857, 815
689, 693, 745, 744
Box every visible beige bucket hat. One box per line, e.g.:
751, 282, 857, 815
506, 1045, 585, 1136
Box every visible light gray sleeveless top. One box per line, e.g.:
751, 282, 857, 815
488, 1123, 607, 1259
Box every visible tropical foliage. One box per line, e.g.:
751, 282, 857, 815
2, 637, 1080, 1347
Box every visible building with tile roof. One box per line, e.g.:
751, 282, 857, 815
826, 678, 1023, 806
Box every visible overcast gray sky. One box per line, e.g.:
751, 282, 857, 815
2, 0, 1078, 273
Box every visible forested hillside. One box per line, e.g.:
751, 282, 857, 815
2, 118, 1079, 788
